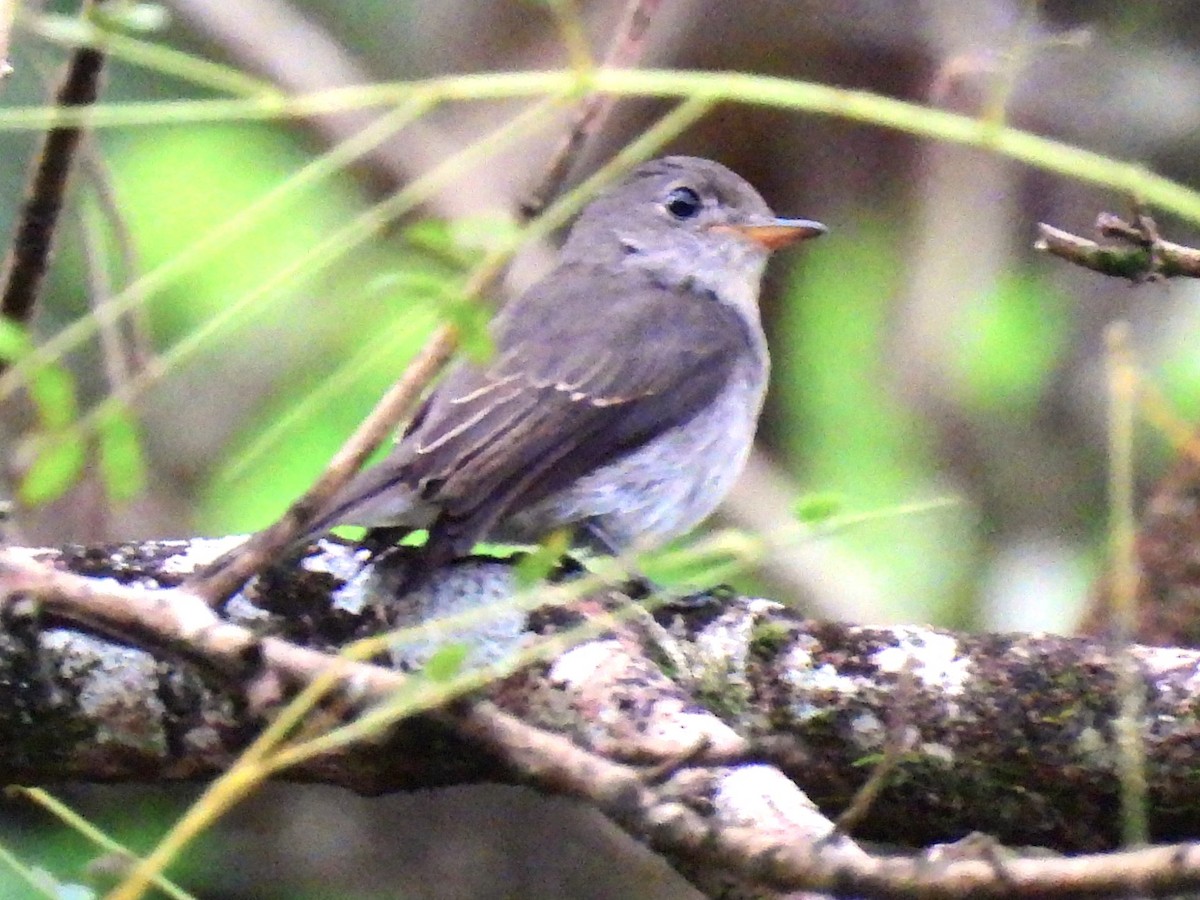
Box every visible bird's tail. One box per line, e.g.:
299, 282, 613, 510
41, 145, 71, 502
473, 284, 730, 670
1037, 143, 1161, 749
298, 465, 433, 547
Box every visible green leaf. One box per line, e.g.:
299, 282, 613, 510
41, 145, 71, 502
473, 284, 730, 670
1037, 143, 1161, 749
793, 492, 844, 524
447, 215, 522, 256
367, 269, 453, 300
513, 530, 570, 588
402, 220, 472, 266
423, 643, 469, 682
27, 364, 78, 431
0, 319, 31, 362
19, 432, 87, 507
96, 408, 147, 501
403, 216, 519, 266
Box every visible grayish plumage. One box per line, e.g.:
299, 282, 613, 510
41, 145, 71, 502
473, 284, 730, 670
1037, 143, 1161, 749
310, 156, 825, 573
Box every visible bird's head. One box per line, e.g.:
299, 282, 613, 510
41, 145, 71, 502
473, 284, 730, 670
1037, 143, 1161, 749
559, 156, 825, 311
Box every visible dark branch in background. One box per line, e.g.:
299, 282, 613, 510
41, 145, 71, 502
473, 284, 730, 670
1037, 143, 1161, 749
0, 2, 108, 330
520, 0, 664, 218
1035, 213, 1200, 280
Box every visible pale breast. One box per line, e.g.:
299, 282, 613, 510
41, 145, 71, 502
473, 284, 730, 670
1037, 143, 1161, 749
498, 354, 768, 551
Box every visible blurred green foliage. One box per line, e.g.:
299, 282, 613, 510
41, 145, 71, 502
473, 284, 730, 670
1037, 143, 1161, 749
0, 790, 220, 900
777, 221, 976, 621
946, 272, 1070, 414
100, 122, 453, 533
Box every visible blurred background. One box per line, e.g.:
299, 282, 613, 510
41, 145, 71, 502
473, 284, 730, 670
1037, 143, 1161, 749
3, 0, 1200, 897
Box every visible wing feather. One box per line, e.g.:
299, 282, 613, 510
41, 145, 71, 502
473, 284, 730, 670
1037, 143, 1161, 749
404, 262, 754, 549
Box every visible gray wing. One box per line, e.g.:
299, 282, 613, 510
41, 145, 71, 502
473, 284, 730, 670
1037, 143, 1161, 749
320, 261, 755, 562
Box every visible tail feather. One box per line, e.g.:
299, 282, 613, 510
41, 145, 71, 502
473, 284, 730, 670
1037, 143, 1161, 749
300, 465, 434, 545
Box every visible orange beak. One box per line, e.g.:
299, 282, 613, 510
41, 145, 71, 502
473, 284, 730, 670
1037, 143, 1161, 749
715, 218, 827, 251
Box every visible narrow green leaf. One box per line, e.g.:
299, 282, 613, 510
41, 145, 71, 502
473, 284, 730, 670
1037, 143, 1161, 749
423, 643, 469, 682
19, 432, 87, 507
28, 364, 78, 431
367, 268, 453, 300
514, 529, 570, 588
403, 219, 470, 264
97, 408, 147, 501
0, 319, 31, 362
793, 492, 844, 525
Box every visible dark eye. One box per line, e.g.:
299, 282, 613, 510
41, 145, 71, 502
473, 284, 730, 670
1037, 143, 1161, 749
665, 187, 701, 220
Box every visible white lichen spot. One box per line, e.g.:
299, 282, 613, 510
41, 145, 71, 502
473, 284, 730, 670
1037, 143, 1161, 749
1137, 645, 1200, 688
329, 563, 376, 615
921, 741, 956, 765
550, 640, 620, 688
182, 724, 225, 757
782, 657, 859, 722
303, 544, 372, 579
224, 593, 272, 626
43, 631, 168, 756
871, 629, 970, 695
849, 711, 886, 749
1075, 725, 1108, 761
160, 535, 248, 575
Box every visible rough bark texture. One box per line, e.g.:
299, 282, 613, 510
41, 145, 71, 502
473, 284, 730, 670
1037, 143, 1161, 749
5, 534, 1200, 859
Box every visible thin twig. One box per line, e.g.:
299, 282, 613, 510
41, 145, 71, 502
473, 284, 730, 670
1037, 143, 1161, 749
520, 0, 664, 217
78, 134, 155, 374
538, 0, 595, 74
834, 660, 917, 835
0, 1, 108, 330
78, 193, 133, 392
1035, 217, 1200, 280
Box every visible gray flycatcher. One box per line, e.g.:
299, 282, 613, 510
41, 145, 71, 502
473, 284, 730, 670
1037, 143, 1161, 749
308, 156, 825, 577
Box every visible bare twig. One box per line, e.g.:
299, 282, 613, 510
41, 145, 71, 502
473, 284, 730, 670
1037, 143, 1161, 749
0, 1, 108, 330
78, 135, 155, 375
520, 0, 664, 217
78, 191, 133, 393
834, 660, 917, 835
1035, 216, 1200, 280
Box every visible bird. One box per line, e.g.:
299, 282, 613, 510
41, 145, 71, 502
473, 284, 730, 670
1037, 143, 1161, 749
307, 155, 825, 579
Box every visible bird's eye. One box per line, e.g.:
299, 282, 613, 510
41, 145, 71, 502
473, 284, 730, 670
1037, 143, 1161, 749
664, 187, 702, 220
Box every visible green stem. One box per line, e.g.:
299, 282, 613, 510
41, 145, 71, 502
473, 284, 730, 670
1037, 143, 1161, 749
0, 69, 1193, 219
